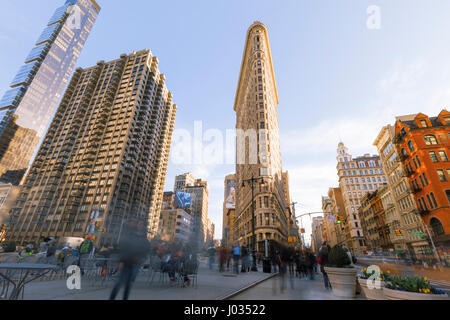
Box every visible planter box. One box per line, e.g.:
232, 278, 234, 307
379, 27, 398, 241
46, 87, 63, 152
324, 267, 357, 298
358, 278, 386, 300
383, 287, 449, 300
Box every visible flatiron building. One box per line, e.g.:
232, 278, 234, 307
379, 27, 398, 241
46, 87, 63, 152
234, 22, 289, 251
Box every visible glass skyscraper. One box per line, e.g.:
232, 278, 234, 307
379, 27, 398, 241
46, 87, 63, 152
0, 0, 101, 184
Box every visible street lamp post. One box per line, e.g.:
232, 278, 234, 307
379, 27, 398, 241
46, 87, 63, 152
241, 174, 266, 272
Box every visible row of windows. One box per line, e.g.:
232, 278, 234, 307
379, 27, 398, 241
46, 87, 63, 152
417, 193, 438, 211
345, 176, 386, 184
341, 169, 384, 176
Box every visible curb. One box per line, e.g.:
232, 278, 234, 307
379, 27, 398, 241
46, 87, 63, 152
217, 273, 278, 300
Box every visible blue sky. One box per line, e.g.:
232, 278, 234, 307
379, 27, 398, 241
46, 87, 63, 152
1, 1, 450, 242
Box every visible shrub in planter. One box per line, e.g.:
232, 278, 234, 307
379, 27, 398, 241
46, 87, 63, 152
327, 245, 352, 268
384, 275, 448, 300
324, 246, 357, 298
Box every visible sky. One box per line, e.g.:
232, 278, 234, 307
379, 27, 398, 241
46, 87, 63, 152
1, 0, 450, 244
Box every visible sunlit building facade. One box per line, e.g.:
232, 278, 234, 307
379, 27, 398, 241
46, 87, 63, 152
8, 50, 177, 247
234, 22, 289, 252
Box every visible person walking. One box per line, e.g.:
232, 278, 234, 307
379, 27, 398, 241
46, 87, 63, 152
307, 251, 316, 280
278, 248, 290, 292
232, 244, 241, 274
318, 242, 331, 290
226, 247, 232, 271
207, 244, 216, 270
241, 246, 250, 273
294, 249, 301, 278
270, 250, 279, 273
109, 219, 149, 300
218, 245, 227, 272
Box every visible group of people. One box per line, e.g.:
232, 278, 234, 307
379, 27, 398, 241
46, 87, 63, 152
206, 244, 255, 274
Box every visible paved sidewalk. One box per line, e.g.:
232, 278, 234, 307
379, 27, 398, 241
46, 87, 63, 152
229, 273, 367, 300
20, 262, 275, 300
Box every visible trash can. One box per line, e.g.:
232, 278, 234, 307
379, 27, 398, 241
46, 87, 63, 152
263, 258, 271, 273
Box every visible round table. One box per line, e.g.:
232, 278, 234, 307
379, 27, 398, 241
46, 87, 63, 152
0, 263, 58, 300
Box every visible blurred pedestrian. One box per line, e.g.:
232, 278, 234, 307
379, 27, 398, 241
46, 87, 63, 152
278, 248, 290, 292
307, 251, 316, 280
207, 244, 216, 270
271, 250, 279, 273
294, 249, 301, 277
218, 245, 228, 272
232, 244, 241, 274
109, 219, 149, 300
241, 246, 250, 273
318, 242, 331, 290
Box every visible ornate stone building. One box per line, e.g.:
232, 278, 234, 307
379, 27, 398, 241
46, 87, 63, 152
336, 142, 387, 254
374, 122, 429, 257
234, 22, 289, 252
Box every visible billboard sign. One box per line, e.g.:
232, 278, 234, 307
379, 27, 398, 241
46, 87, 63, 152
225, 179, 236, 209
175, 191, 191, 209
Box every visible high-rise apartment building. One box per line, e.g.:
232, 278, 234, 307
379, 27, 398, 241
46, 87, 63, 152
8, 50, 177, 247
336, 142, 387, 254
174, 173, 195, 192
234, 22, 289, 252
394, 110, 450, 264
0, 0, 100, 183
173, 174, 209, 250
374, 122, 429, 256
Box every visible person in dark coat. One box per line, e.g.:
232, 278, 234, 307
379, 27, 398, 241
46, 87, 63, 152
318, 242, 331, 290
109, 219, 149, 300
307, 251, 317, 280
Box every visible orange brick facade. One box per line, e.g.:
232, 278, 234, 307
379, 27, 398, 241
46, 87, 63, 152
394, 111, 450, 254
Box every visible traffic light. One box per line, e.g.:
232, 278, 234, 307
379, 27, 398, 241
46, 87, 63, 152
337, 216, 343, 224
395, 230, 404, 237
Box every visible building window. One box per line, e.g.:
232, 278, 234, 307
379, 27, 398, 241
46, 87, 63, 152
429, 151, 439, 163
407, 141, 415, 152
420, 120, 428, 128
430, 192, 438, 208
424, 135, 438, 146
439, 151, 448, 162
437, 169, 447, 182
260, 122, 265, 129
426, 194, 434, 209
416, 156, 422, 167
445, 190, 450, 204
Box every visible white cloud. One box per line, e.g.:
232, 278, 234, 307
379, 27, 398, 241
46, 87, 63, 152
282, 57, 450, 246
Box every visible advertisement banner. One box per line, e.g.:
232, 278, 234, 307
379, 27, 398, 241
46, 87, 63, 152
225, 179, 236, 209
175, 191, 191, 209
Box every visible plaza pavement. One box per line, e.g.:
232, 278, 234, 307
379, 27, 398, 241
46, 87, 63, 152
20, 261, 276, 300
229, 272, 367, 300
